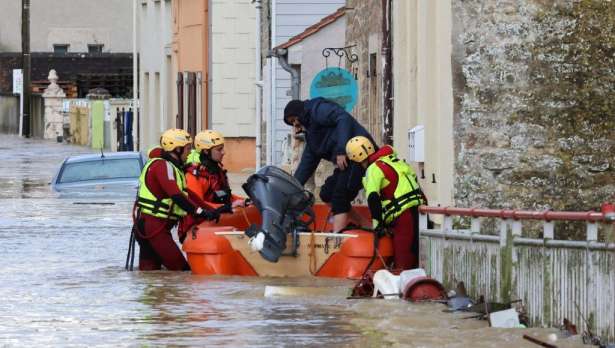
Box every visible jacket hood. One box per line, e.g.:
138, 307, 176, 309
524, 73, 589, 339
300, 98, 328, 127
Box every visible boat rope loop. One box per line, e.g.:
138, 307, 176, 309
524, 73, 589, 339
239, 206, 251, 227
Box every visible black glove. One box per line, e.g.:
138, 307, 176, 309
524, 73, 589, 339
375, 225, 387, 238
196, 207, 220, 222
218, 203, 232, 214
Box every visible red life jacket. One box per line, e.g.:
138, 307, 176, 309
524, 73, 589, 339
186, 163, 231, 204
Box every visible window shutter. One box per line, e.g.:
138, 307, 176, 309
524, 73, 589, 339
176, 72, 183, 128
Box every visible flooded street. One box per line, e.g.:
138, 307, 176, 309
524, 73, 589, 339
0, 135, 583, 347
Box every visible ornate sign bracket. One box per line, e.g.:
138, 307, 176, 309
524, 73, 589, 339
322, 45, 359, 69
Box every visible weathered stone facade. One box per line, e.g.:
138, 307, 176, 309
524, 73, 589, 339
452, 1, 615, 236
345, 0, 384, 145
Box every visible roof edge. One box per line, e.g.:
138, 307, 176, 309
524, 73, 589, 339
275, 6, 347, 50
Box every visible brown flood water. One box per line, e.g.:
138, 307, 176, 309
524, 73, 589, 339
0, 135, 584, 347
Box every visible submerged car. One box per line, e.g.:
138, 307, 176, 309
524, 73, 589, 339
51, 152, 146, 197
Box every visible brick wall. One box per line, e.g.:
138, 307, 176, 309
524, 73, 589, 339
0, 53, 133, 97
0, 55, 21, 93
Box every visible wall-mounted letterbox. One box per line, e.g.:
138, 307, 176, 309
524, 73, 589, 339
408, 125, 425, 163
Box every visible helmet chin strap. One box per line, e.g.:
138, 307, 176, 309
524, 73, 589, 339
163, 147, 185, 166
172, 147, 182, 158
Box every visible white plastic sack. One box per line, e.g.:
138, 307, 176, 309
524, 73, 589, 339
372, 269, 401, 300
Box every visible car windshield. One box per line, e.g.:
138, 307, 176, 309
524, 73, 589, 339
58, 158, 141, 183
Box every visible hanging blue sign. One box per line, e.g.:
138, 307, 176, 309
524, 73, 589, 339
309, 67, 358, 112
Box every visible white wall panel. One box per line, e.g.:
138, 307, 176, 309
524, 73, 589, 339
211, 0, 256, 137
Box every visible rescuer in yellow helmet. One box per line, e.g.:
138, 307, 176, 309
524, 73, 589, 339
131, 128, 219, 271
346, 135, 426, 270
184, 130, 247, 210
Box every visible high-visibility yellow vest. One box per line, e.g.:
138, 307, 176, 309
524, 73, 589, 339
363, 153, 423, 225
136, 158, 188, 220
186, 149, 201, 165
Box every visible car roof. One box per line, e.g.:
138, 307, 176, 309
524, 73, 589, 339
64, 151, 143, 164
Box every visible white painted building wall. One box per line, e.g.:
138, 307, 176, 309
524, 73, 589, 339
267, 0, 345, 165
210, 0, 256, 137
138, 0, 174, 151
0, 0, 132, 53
287, 16, 346, 99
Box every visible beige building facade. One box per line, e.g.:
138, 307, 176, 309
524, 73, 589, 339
172, 0, 209, 137
392, 0, 454, 208
168, 0, 256, 171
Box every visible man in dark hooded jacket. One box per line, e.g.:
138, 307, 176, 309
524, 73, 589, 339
284, 97, 375, 232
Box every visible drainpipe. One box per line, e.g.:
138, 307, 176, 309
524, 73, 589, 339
272, 48, 300, 99
271, 47, 300, 167
265, 0, 277, 165
254, 0, 263, 170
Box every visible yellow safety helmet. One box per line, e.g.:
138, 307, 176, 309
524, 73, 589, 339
160, 128, 192, 152
346, 136, 375, 163
194, 130, 225, 151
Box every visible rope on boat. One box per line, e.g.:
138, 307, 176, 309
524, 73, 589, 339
239, 206, 251, 227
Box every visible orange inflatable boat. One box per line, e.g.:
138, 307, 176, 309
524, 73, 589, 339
182, 203, 393, 278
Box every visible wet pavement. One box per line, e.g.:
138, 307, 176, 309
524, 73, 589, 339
0, 134, 584, 347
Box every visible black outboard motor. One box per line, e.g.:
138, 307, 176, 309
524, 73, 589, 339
242, 166, 314, 262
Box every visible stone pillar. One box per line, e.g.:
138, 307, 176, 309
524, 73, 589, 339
42, 69, 66, 141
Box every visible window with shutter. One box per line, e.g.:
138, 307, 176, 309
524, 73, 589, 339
187, 72, 197, 136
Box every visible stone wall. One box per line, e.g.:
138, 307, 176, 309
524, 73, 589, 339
452, 0, 615, 236
345, 0, 383, 145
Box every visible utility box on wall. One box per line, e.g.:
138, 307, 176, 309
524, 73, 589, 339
408, 125, 425, 162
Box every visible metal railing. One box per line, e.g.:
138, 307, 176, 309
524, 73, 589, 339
418, 205, 615, 343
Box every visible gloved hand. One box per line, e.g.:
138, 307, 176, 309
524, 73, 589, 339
375, 225, 387, 238
196, 207, 220, 222
220, 203, 233, 214
420, 189, 428, 206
